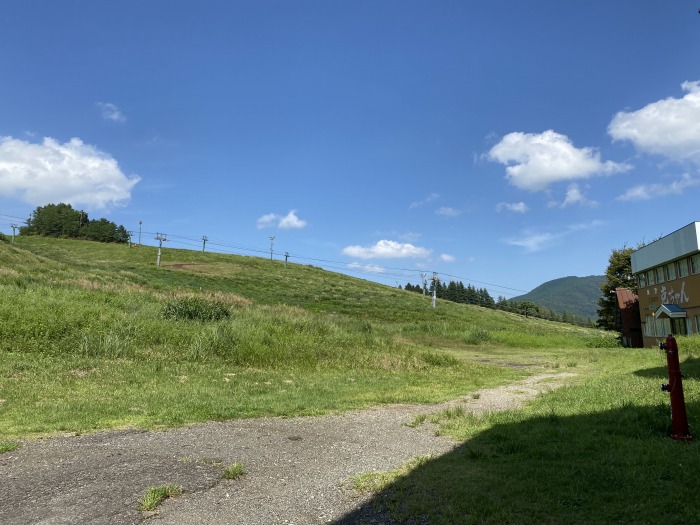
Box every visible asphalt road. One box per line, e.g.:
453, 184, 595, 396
0, 373, 572, 525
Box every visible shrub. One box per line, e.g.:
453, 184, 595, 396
463, 327, 492, 345
162, 296, 230, 322
584, 335, 621, 348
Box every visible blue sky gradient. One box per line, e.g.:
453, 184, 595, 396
2, 1, 700, 298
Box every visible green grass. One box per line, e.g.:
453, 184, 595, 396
351, 346, 700, 524
4, 236, 696, 523
1, 237, 607, 439
0, 441, 19, 453
139, 484, 183, 511
222, 462, 246, 480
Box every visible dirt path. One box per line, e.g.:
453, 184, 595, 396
0, 372, 575, 525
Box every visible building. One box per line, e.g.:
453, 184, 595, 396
631, 222, 700, 347
612, 287, 643, 348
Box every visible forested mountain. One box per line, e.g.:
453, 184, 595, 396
402, 277, 595, 327
511, 275, 604, 320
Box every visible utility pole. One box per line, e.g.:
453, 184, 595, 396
285, 251, 289, 269
127, 230, 133, 248
269, 235, 275, 261
420, 273, 427, 299
155, 233, 167, 266
10, 224, 18, 243
138, 221, 142, 245
202, 235, 208, 253
432, 272, 438, 308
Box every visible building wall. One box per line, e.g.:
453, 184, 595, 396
636, 255, 700, 347
631, 222, 700, 274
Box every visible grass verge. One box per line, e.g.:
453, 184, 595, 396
349, 346, 700, 525
0, 441, 19, 453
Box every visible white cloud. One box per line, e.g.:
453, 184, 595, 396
609, 81, 700, 164
0, 136, 139, 209
568, 220, 605, 232
96, 102, 127, 122
399, 231, 422, 242
435, 206, 461, 217
496, 202, 528, 213
342, 239, 432, 259
440, 253, 455, 262
505, 232, 557, 253
347, 262, 386, 273
278, 210, 307, 229
256, 213, 279, 229
256, 210, 308, 230
409, 192, 439, 209
560, 183, 597, 208
505, 221, 603, 253
617, 173, 700, 201
487, 130, 630, 191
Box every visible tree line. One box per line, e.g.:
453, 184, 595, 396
19, 203, 129, 244
402, 279, 595, 327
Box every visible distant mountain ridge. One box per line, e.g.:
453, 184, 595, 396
512, 275, 604, 321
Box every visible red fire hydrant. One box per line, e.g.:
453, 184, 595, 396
661, 334, 692, 441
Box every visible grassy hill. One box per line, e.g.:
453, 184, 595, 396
0, 236, 612, 438
512, 275, 604, 320
2, 236, 700, 524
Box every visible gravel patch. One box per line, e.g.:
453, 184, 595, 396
0, 372, 575, 525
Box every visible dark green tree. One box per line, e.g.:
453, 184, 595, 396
597, 245, 637, 331
21, 203, 84, 238
20, 203, 128, 244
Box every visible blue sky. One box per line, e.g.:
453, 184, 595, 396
1, 1, 700, 298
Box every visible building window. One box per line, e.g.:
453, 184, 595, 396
638, 273, 647, 288
654, 267, 664, 284
678, 258, 690, 278
666, 262, 677, 281
647, 269, 656, 286
695, 316, 700, 335
691, 254, 700, 275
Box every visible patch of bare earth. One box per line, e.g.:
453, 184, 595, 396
0, 372, 575, 525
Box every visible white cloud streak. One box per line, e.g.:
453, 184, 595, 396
617, 174, 700, 201
435, 206, 461, 217
409, 192, 439, 209
505, 221, 604, 253
487, 130, 630, 191
440, 253, 455, 262
347, 262, 386, 273
256, 210, 308, 230
495, 202, 528, 213
505, 232, 557, 253
0, 136, 140, 209
96, 102, 127, 122
609, 81, 700, 165
342, 239, 432, 259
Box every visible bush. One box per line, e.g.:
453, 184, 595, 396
463, 327, 492, 345
162, 297, 231, 322
584, 335, 621, 348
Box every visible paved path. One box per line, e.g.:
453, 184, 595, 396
0, 373, 574, 525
